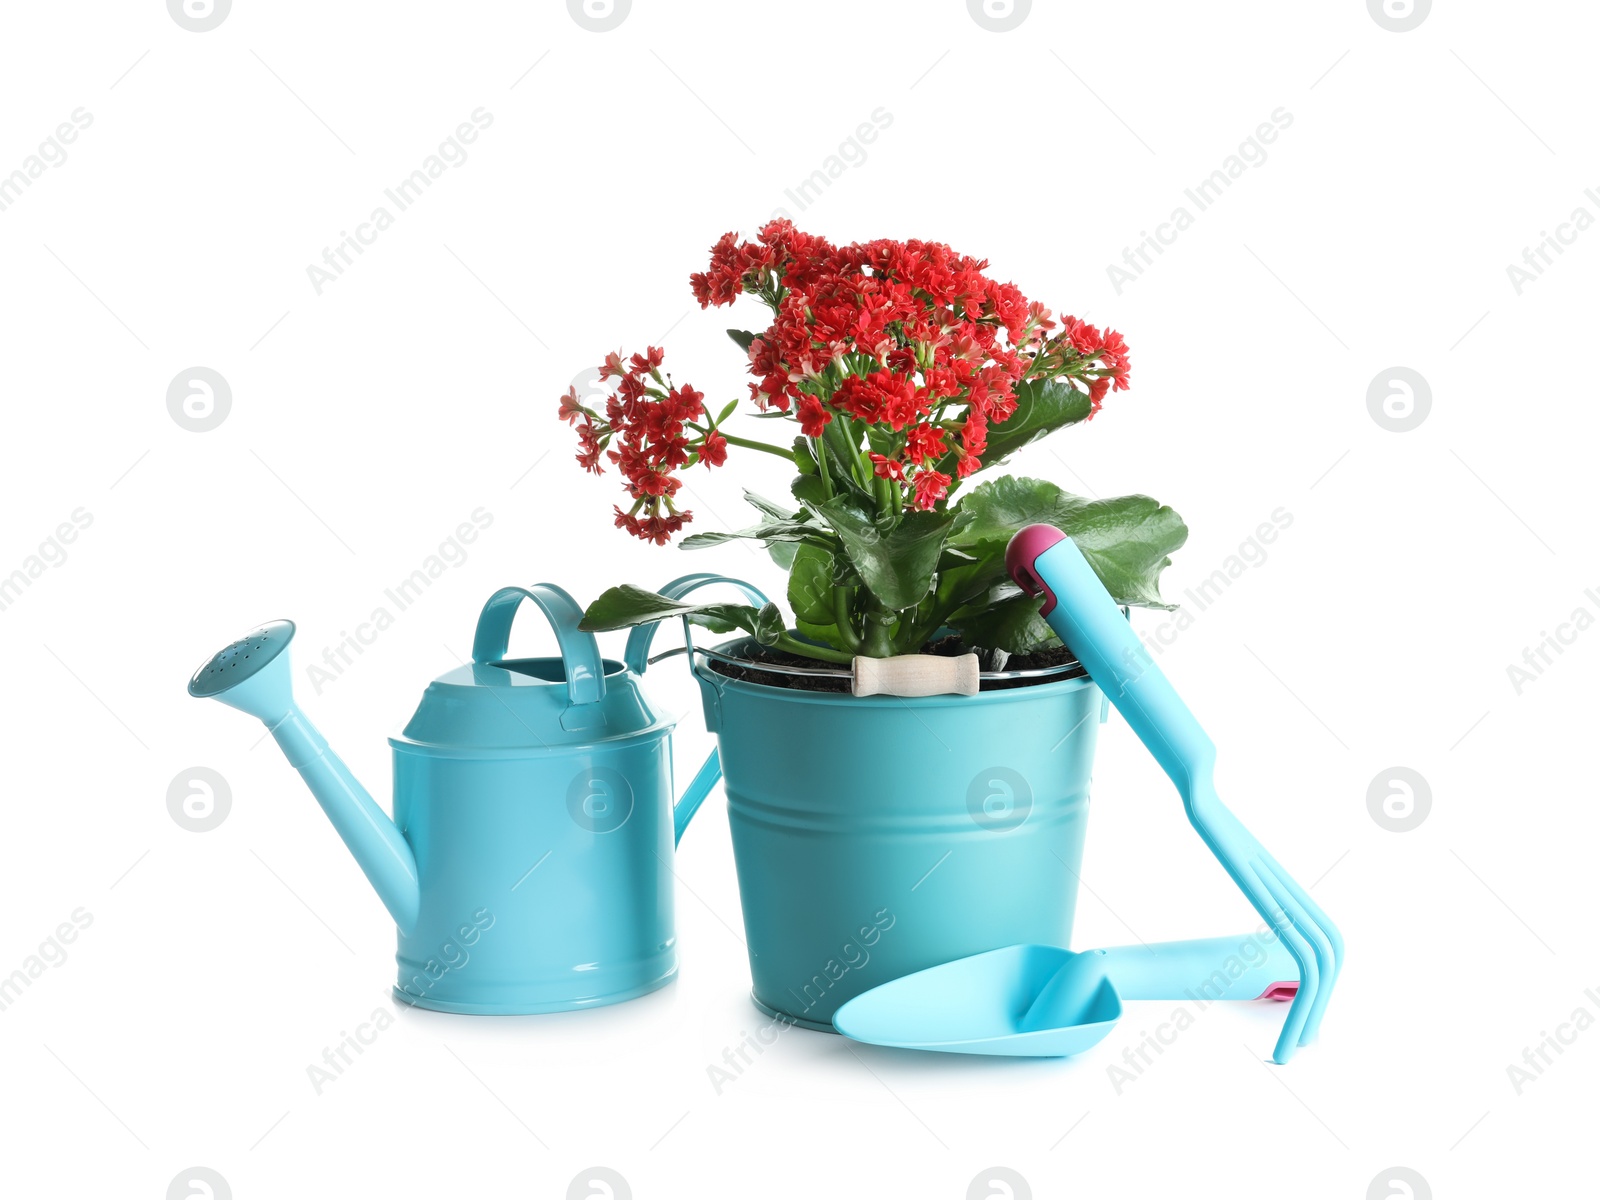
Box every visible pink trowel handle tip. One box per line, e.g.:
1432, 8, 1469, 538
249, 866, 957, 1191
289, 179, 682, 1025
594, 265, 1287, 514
1259, 982, 1299, 1002
1005, 524, 1069, 616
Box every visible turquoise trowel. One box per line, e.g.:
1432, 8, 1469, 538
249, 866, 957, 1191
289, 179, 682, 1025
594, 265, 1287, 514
833, 936, 1298, 1058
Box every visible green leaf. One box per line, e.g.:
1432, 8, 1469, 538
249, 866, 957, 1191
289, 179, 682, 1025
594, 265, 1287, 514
681, 600, 785, 644
580, 584, 762, 634
939, 544, 978, 567
974, 378, 1095, 467
949, 593, 1060, 654
818, 497, 957, 612
685, 607, 753, 636
839, 352, 877, 380
741, 602, 786, 646
809, 412, 866, 490
744, 489, 797, 522
741, 481, 813, 566
679, 517, 821, 550
949, 475, 1188, 609
791, 474, 828, 505
579, 586, 787, 648
795, 618, 845, 649
727, 329, 757, 352
931, 555, 997, 615
863, 422, 898, 457
787, 543, 836, 625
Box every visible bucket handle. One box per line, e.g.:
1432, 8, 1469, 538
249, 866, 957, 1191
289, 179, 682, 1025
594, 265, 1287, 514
623, 572, 771, 674
625, 573, 770, 845
472, 584, 606, 707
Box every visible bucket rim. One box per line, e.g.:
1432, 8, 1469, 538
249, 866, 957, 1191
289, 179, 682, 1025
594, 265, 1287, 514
688, 639, 1098, 708
685, 634, 1087, 680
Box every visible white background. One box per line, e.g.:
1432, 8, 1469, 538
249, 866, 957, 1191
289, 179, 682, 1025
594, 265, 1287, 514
1, 1, 1594, 1196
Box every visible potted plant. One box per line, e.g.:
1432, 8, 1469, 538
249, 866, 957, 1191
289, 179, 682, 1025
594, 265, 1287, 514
558, 221, 1188, 1028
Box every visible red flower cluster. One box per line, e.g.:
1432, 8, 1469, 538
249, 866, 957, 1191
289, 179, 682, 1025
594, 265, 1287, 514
1045, 316, 1131, 416
559, 347, 725, 544
689, 221, 1129, 509
564, 221, 1132, 542
690, 223, 836, 309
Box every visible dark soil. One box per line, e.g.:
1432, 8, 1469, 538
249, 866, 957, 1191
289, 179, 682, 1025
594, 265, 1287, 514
706, 635, 1085, 693
708, 641, 852, 692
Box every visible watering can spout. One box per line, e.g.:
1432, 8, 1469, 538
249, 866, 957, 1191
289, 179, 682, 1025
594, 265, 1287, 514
673, 748, 722, 847
187, 621, 421, 933
263, 706, 420, 933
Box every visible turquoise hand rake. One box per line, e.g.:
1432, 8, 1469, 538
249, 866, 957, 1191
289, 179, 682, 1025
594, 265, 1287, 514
1007, 525, 1343, 1063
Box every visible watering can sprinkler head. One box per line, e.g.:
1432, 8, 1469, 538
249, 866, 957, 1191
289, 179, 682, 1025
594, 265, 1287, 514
187, 620, 298, 721
187, 619, 421, 932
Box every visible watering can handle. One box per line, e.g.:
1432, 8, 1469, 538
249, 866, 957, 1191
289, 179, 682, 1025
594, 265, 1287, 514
472, 584, 606, 707
625, 573, 771, 845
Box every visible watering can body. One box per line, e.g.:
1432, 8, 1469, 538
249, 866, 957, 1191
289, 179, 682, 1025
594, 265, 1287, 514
191, 584, 724, 1016
387, 668, 681, 1013
386, 584, 719, 1014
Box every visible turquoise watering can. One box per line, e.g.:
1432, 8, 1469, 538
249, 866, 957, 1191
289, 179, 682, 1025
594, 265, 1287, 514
187, 579, 763, 1014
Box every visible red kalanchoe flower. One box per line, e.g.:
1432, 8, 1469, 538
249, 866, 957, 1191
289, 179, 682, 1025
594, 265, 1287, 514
689, 231, 747, 308
613, 506, 693, 546
559, 386, 585, 426
616, 498, 688, 543
831, 375, 882, 424
912, 469, 952, 511
700, 430, 728, 468
574, 418, 604, 474
904, 422, 948, 465
667, 383, 704, 421
564, 347, 730, 542
567, 225, 1133, 543
878, 375, 923, 432
869, 452, 904, 481
796, 395, 831, 438
691, 220, 840, 310
629, 346, 665, 375
681, 228, 1110, 494
1025, 301, 1056, 338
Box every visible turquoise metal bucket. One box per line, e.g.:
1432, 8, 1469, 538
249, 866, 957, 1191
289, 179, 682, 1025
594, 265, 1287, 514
694, 644, 1103, 1030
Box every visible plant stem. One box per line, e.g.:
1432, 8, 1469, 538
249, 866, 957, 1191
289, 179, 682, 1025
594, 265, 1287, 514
814, 435, 833, 497
859, 605, 897, 657
718, 432, 795, 461
873, 473, 894, 519
773, 631, 854, 665
831, 586, 861, 652
902, 598, 963, 652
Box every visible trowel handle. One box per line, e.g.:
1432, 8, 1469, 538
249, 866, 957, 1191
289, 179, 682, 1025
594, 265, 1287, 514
1006, 526, 1215, 792
1091, 936, 1299, 1002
